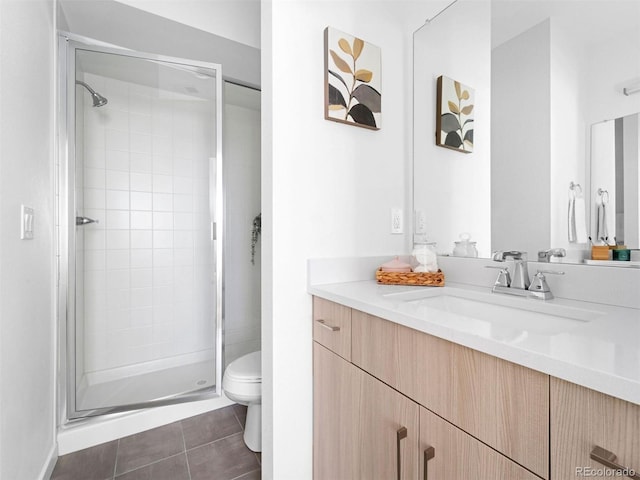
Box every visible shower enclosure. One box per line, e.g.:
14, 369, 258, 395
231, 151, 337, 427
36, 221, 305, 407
58, 38, 223, 419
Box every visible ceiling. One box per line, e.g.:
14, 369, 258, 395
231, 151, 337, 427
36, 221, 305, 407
492, 0, 640, 49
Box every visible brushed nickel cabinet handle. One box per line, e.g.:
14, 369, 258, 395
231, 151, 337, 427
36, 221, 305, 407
316, 319, 340, 332
397, 426, 407, 480
590, 446, 640, 479
423, 446, 435, 480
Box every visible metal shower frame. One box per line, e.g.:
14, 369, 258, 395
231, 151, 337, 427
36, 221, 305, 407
57, 34, 225, 420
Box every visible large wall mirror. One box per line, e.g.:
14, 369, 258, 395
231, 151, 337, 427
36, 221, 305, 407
413, 0, 640, 265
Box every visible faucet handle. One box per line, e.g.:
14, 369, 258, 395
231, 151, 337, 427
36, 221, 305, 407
485, 265, 511, 287
528, 270, 565, 294
492, 250, 526, 261
538, 248, 567, 262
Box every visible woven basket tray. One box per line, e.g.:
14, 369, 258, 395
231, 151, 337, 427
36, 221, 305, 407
375, 268, 445, 287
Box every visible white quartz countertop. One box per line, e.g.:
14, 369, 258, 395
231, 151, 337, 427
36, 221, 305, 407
308, 280, 640, 406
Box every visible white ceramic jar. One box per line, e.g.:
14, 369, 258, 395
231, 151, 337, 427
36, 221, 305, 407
453, 233, 478, 258
412, 242, 438, 272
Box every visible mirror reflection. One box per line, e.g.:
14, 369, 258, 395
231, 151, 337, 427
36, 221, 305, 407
590, 114, 639, 250
413, 0, 640, 265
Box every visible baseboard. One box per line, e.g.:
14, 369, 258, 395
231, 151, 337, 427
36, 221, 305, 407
38, 442, 58, 480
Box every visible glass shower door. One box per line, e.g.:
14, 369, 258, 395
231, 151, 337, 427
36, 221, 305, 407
65, 41, 223, 417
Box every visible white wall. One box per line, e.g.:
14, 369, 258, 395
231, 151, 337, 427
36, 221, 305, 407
584, 27, 640, 126
492, 20, 550, 257
223, 83, 261, 367
550, 18, 588, 251
413, 0, 492, 257
0, 0, 57, 478
116, 0, 260, 49
263, 1, 415, 478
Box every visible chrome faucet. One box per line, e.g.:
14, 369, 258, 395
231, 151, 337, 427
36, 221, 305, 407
491, 251, 530, 289
488, 250, 564, 300
538, 248, 567, 263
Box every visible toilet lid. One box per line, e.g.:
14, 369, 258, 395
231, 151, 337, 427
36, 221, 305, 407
226, 351, 261, 382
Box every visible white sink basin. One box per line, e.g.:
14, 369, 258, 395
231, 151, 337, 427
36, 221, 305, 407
384, 287, 604, 337
409, 295, 587, 335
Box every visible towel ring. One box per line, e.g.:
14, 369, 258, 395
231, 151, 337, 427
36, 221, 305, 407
569, 182, 582, 197
569, 181, 582, 192
597, 188, 609, 204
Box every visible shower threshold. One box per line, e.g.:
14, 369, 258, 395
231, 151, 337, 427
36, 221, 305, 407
76, 351, 216, 412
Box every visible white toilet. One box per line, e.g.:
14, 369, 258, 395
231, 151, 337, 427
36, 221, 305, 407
223, 350, 262, 452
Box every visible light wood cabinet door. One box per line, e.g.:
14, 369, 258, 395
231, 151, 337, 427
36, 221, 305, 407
313, 297, 352, 360
314, 342, 420, 480
551, 377, 640, 479
449, 342, 549, 479
352, 366, 420, 480
313, 342, 355, 480
352, 310, 549, 479
419, 406, 542, 480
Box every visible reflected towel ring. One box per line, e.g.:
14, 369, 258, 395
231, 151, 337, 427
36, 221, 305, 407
597, 188, 609, 204
569, 181, 582, 197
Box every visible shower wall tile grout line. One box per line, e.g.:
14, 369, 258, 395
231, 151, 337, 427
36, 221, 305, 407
180, 420, 193, 480
112, 439, 120, 480
114, 451, 186, 478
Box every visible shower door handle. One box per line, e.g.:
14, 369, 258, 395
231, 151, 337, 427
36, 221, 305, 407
76, 216, 99, 226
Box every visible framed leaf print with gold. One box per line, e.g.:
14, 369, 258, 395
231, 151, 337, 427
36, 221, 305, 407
324, 27, 381, 130
436, 75, 474, 153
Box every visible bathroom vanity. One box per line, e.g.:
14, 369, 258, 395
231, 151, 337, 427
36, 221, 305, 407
309, 258, 640, 480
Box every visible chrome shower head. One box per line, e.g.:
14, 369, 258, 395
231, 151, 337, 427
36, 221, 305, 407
76, 80, 108, 107
91, 91, 108, 107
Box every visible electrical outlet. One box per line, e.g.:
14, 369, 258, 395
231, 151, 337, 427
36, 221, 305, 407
391, 208, 403, 234
415, 209, 426, 234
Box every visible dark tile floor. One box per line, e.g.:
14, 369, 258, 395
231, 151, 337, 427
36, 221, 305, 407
51, 404, 260, 480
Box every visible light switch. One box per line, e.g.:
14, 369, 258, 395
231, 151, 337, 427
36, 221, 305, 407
21, 205, 34, 240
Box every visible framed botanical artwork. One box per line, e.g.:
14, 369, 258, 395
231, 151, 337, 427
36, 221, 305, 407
324, 27, 381, 130
436, 75, 474, 153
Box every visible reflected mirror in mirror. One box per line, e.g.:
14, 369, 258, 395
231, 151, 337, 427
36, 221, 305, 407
413, 0, 640, 265
590, 114, 639, 250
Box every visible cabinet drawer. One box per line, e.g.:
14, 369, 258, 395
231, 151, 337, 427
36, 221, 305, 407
551, 377, 640, 479
313, 297, 352, 361
420, 406, 542, 480
352, 310, 549, 479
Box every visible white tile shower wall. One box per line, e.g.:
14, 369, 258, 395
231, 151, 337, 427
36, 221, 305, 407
80, 73, 216, 374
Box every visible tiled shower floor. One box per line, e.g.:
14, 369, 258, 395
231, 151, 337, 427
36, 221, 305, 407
51, 405, 260, 480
